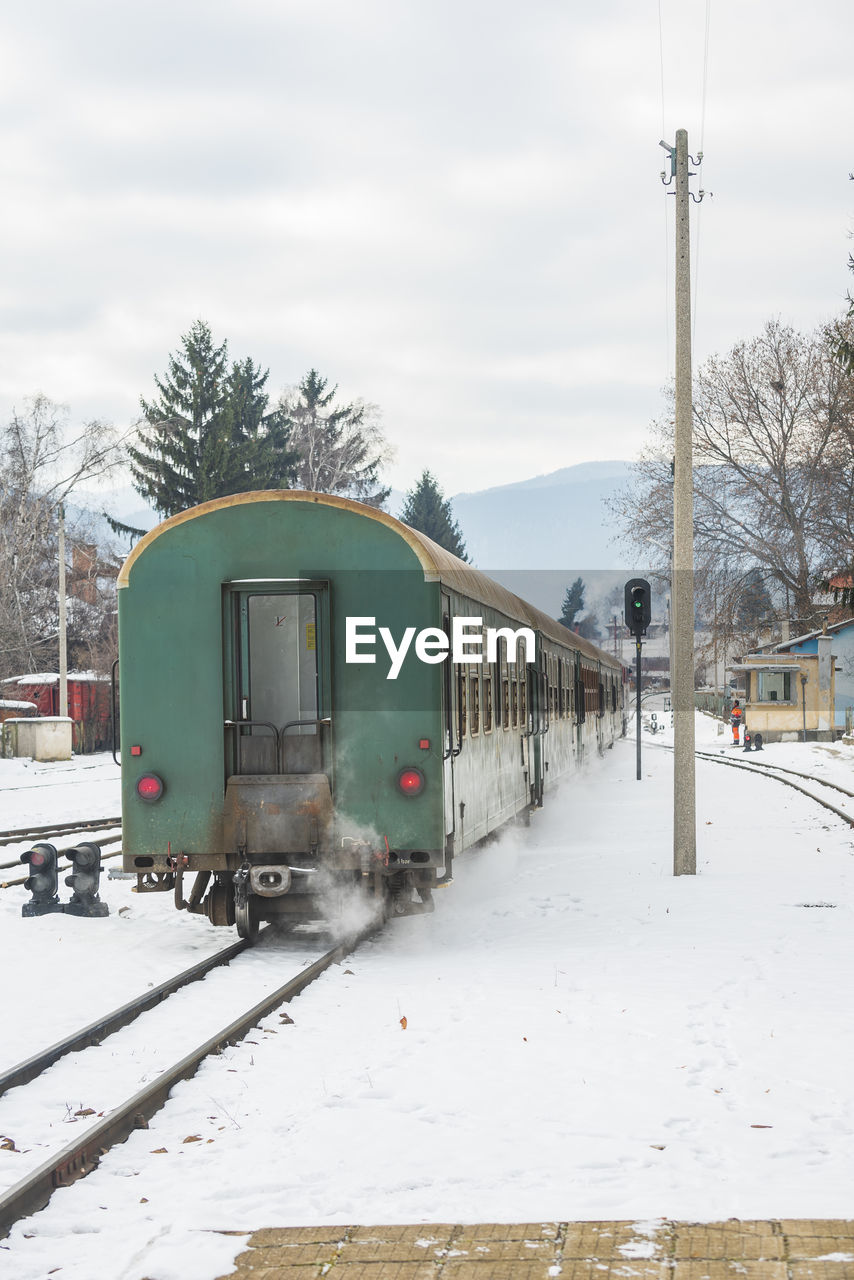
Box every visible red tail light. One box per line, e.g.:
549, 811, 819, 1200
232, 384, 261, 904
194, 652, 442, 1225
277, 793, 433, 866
397, 767, 425, 796
136, 773, 165, 803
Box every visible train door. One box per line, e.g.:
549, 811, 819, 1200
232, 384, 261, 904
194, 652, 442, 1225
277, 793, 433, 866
574, 653, 585, 760
441, 594, 455, 842
224, 582, 331, 780
527, 658, 544, 806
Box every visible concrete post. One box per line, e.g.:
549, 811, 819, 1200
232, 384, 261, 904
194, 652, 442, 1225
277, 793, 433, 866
672, 128, 696, 876
58, 505, 68, 719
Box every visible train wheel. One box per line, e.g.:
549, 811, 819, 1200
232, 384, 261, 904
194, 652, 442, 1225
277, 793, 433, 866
234, 891, 260, 942
204, 878, 235, 927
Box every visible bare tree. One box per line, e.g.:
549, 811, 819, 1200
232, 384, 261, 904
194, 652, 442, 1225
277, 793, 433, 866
277, 370, 393, 506
612, 319, 853, 629
0, 395, 123, 679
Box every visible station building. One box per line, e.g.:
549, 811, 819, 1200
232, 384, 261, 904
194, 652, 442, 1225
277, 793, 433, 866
728, 633, 836, 742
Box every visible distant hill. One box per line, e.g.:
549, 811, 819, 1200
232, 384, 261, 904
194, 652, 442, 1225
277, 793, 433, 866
444, 461, 652, 621
73, 463, 657, 627
449, 460, 636, 571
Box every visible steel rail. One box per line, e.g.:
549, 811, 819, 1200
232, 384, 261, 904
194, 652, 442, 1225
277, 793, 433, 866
0, 935, 253, 1098
701, 751, 854, 799
0, 835, 122, 877
692, 749, 854, 827
0, 816, 123, 848
0, 922, 377, 1239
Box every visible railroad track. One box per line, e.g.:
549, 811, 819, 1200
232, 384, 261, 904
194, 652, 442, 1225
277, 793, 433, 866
673, 742, 854, 828
0, 919, 380, 1238
0, 816, 123, 849
0, 829, 123, 888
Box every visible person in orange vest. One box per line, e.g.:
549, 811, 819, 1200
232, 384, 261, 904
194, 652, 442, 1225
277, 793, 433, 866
730, 699, 744, 745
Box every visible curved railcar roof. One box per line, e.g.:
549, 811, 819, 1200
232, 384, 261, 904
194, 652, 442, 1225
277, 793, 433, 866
118, 490, 620, 670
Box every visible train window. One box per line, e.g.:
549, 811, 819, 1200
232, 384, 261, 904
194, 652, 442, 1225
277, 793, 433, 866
612, 682, 617, 713
511, 676, 518, 727
495, 651, 501, 728
520, 671, 527, 727
484, 668, 493, 732
458, 666, 467, 740
247, 593, 318, 729
598, 681, 605, 717
498, 639, 510, 729
469, 669, 480, 735
442, 610, 453, 757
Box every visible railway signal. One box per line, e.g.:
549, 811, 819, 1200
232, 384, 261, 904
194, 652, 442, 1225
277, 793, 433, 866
624, 579, 652, 638
624, 578, 652, 781
64, 843, 109, 917
20, 843, 62, 916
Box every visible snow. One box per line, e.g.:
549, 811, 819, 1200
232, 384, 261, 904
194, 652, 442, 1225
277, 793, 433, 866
0, 754, 121, 831
1, 715, 854, 1280
0, 672, 109, 689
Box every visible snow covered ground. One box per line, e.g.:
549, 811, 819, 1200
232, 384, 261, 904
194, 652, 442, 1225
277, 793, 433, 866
1, 711, 854, 1280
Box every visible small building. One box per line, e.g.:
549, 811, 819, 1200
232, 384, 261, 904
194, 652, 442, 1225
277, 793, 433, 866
728, 638, 835, 742
769, 617, 854, 734
0, 698, 38, 724
0, 672, 112, 752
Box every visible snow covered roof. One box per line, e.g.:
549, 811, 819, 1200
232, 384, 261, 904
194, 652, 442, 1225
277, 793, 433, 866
0, 671, 110, 686
773, 617, 854, 651
1, 673, 60, 685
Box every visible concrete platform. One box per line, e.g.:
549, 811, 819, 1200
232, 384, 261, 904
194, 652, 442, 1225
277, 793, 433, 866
217, 1220, 854, 1278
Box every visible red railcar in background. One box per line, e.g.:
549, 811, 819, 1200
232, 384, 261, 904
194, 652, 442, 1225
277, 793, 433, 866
0, 673, 111, 752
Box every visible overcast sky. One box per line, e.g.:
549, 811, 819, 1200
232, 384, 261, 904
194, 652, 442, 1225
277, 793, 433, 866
0, 0, 850, 499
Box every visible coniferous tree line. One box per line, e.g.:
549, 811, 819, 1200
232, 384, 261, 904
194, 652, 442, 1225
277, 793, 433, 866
0, 321, 473, 686
125, 319, 391, 525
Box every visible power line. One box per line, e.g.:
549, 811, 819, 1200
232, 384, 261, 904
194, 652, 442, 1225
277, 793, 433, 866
658, 0, 672, 377
692, 0, 713, 346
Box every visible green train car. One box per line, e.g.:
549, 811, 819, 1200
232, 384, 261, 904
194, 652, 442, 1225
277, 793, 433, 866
119, 491, 624, 937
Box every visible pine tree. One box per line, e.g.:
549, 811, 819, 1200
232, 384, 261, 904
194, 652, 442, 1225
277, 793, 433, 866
575, 613, 602, 642
129, 320, 232, 516
128, 321, 298, 518
399, 470, 468, 560
226, 357, 299, 492
279, 369, 390, 506
558, 577, 585, 630
735, 567, 773, 633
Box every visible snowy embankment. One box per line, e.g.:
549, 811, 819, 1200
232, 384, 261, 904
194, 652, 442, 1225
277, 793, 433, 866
1, 716, 854, 1280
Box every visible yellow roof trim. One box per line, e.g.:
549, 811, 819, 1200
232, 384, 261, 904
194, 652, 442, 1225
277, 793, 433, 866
117, 490, 457, 589
116, 489, 621, 669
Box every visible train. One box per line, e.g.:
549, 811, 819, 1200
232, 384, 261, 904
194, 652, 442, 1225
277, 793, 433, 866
118, 490, 625, 938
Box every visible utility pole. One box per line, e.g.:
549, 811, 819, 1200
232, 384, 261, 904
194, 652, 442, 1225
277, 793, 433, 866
660, 130, 705, 877
58, 504, 68, 718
